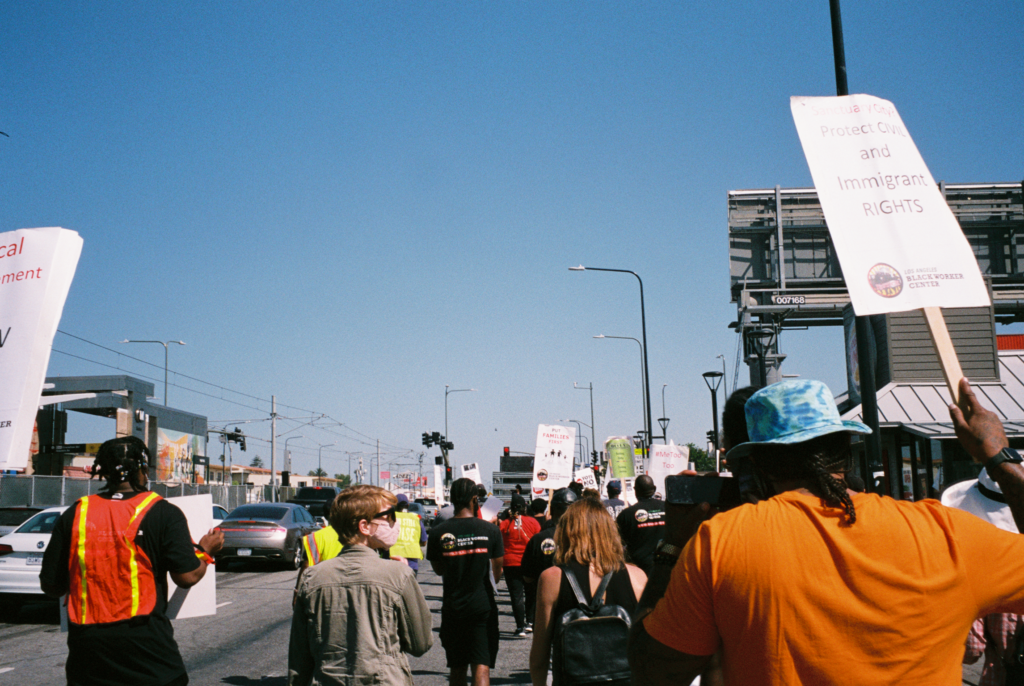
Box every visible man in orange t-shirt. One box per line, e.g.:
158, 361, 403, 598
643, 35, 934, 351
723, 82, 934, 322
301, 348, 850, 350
629, 378, 1024, 686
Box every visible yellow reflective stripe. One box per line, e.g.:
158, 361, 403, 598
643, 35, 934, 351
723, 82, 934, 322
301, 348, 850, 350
126, 493, 160, 617
302, 534, 316, 564
76, 497, 90, 624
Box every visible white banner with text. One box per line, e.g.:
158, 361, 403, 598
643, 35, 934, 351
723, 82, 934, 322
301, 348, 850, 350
532, 424, 575, 495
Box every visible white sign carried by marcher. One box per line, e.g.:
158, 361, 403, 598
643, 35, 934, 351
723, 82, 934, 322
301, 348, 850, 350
433, 464, 446, 504
648, 442, 690, 501
0, 228, 83, 471
790, 95, 989, 315
574, 468, 598, 491
531, 424, 575, 495
460, 462, 482, 485
165, 494, 216, 619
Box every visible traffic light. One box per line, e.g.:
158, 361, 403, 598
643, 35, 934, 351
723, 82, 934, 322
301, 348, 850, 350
706, 430, 716, 445
435, 455, 444, 465
432, 431, 442, 443
235, 427, 246, 451
503, 447, 510, 458
444, 441, 454, 451
445, 466, 453, 483
422, 432, 431, 446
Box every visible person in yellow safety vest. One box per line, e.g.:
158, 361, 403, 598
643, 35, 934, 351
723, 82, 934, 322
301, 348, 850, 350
40, 436, 224, 686
392, 494, 426, 575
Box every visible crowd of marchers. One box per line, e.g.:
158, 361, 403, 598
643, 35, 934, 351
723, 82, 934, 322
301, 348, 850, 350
38, 375, 1024, 686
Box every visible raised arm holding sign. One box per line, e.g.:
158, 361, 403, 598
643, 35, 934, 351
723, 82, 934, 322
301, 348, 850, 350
790, 94, 988, 403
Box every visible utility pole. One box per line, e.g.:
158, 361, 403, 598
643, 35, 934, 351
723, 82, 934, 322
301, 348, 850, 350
270, 395, 277, 502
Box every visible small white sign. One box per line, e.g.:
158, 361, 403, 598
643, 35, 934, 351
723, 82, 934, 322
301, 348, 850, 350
648, 442, 690, 501
433, 464, 446, 505
532, 424, 575, 492
790, 95, 989, 315
460, 462, 483, 485
0, 228, 83, 471
574, 468, 598, 491
165, 494, 216, 620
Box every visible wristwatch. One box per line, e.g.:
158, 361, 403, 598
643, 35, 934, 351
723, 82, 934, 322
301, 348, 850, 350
653, 540, 684, 566
985, 447, 1024, 480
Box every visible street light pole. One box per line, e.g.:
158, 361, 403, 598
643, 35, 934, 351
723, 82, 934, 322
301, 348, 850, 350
716, 354, 728, 400
444, 385, 476, 448
593, 335, 647, 447
572, 266, 652, 460
658, 383, 669, 444
121, 339, 185, 406
702, 371, 724, 466
560, 419, 592, 470
318, 443, 336, 486
283, 435, 304, 473
574, 382, 597, 463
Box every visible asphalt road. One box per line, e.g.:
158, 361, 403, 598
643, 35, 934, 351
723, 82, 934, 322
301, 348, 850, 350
0, 558, 534, 686
0, 559, 983, 685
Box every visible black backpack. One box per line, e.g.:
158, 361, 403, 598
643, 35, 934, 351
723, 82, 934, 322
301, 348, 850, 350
553, 567, 632, 685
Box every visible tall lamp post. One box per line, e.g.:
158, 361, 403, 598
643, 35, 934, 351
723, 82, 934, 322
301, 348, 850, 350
121, 339, 185, 406
317, 443, 336, 486
572, 266, 652, 460
594, 335, 648, 446
657, 383, 669, 444
702, 371, 724, 468
445, 385, 476, 442
716, 354, 728, 400
573, 382, 597, 464
560, 419, 592, 470
283, 435, 303, 480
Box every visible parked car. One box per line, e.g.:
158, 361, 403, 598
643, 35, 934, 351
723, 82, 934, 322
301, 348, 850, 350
212, 504, 229, 528
414, 498, 439, 520
287, 486, 342, 518
0, 506, 68, 616
0, 507, 43, 537
215, 503, 319, 569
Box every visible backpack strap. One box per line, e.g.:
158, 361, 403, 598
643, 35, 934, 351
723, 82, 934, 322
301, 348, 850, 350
564, 568, 590, 608
589, 572, 615, 613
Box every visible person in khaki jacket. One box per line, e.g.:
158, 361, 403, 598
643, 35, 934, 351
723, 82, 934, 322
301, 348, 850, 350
288, 485, 433, 685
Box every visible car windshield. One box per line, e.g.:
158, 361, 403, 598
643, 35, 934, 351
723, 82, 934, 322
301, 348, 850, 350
0, 509, 39, 526
225, 506, 288, 521
407, 504, 425, 514
16, 510, 63, 534
415, 499, 436, 506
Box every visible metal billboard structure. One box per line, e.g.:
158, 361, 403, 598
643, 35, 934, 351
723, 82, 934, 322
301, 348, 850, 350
728, 182, 1024, 386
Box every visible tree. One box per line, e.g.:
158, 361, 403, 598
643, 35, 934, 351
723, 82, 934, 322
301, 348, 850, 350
250, 455, 264, 468
308, 467, 327, 477
686, 443, 716, 472
333, 474, 352, 489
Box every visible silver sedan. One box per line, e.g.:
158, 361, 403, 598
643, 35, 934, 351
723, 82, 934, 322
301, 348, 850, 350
215, 503, 320, 569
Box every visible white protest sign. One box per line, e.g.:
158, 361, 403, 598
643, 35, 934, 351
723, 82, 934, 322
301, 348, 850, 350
460, 462, 482, 485
0, 228, 83, 471
574, 468, 598, 491
648, 442, 689, 501
165, 494, 216, 619
433, 464, 446, 504
532, 424, 575, 493
790, 95, 989, 315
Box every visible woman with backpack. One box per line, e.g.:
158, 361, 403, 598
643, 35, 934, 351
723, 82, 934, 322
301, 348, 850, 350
528, 498, 647, 686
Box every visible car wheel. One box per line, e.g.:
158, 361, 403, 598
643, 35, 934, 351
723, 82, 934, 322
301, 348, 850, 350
287, 544, 303, 571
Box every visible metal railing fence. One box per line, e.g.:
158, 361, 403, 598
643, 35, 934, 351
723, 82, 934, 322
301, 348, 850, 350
0, 475, 253, 510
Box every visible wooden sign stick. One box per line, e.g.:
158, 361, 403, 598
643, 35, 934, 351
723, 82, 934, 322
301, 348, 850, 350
922, 306, 964, 407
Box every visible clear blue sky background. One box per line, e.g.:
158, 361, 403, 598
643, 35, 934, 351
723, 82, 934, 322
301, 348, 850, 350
3, 2, 1021, 486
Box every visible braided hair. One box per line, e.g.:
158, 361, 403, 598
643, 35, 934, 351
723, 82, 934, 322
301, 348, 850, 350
750, 432, 857, 524
90, 436, 151, 492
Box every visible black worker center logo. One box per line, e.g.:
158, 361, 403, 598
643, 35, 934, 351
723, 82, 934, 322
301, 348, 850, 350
541, 538, 556, 555
441, 533, 456, 551
635, 509, 649, 523
867, 263, 903, 298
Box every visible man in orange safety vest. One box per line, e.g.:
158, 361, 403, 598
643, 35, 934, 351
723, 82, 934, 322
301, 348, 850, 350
41, 436, 224, 686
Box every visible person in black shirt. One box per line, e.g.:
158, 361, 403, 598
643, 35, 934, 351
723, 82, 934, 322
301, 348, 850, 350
521, 488, 577, 627
615, 475, 665, 576
40, 436, 223, 686
526, 497, 547, 530
426, 478, 504, 686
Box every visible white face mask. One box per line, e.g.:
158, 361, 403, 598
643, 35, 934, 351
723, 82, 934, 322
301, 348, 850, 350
370, 518, 400, 549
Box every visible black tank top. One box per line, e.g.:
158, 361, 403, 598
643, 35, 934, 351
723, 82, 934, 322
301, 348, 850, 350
553, 560, 637, 618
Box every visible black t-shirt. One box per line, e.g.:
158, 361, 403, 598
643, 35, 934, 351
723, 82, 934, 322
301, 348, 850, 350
521, 522, 557, 581
40, 492, 201, 686
426, 516, 503, 617
615, 497, 666, 574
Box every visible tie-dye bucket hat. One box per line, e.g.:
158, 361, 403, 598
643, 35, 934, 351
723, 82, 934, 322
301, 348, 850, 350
725, 379, 871, 458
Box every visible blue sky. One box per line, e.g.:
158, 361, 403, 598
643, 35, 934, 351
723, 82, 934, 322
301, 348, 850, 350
3, 1, 1021, 485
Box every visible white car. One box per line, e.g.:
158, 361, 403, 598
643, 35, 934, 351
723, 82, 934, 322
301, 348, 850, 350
0, 506, 68, 615
212, 503, 229, 529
